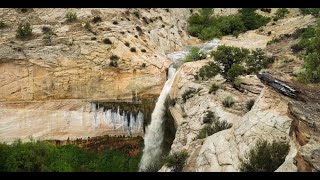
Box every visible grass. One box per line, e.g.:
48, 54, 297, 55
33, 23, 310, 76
197, 120, 232, 139
164, 151, 189, 172
223, 96, 235, 108
208, 83, 219, 94
66, 12, 77, 22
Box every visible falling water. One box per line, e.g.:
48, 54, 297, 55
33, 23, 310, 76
139, 66, 177, 171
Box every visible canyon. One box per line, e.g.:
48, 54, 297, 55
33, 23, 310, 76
0, 8, 319, 172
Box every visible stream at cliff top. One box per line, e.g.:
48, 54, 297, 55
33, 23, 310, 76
139, 39, 220, 171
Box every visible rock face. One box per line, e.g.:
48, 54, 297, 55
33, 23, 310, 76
0, 8, 195, 142
164, 61, 295, 172
160, 9, 319, 172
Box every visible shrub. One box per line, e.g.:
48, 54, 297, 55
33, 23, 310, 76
125, 42, 130, 47
136, 26, 142, 32
246, 99, 255, 111
197, 120, 232, 139
134, 35, 138, 38
273, 8, 289, 21
113, 21, 118, 25
141, 63, 146, 68
84, 21, 91, 30
202, 110, 217, 124
66, 12, 77, 22
223, 96, 235, 108
0, 21, 7, 29
246, 48, 274, 74
133, 11, 140, 18
141, 49, 146, 53
92, 16, 102, 23
208, 83, 219, 94
16, 22, 32, 40
227, 64, 246, 82
182, 88, 198, 103
164, 151, 189, 172
240, 140, 290, 172
103, 38, 112, 44
198, 62, 220, 80
169, 98, 176, 106
110, 55, 119, 61
184, 47, 202, 62
212, 45, 249, 76
260, 8, 272, 13
239, 8, 270, 30
130, 47, 136, 52
109, 61, 118, 67
299, 8, 320, 17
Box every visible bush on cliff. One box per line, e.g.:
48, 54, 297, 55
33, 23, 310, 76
240, 139, 290, 172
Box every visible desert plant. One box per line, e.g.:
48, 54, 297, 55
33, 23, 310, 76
103, 38, 112, 44
223, 96, 235, 108
208, 83, 219, 94
240, 139, 290, 172
246, 99, 255, 111
141, 63, 146, 68
0, 21, 6, 29
273, 8, 289, 21
16, 22, 32, 40
197, 120, 232, 139
130, 47, 137, 52
66, 12, 77, 22
164, 151, 189, 172
84, 21, 91, 30
184, 47, 203, 62
92, 16, 102, 23
182, 88, 198, 103
141, 49, 146, 53
202, 110, 217, 124
110, 55, 119, 61
198, 62, 220, 80
226, 64, 246, 82
113, 21, 118, 25
125, 42, 130, 47
260, 8, 272, 13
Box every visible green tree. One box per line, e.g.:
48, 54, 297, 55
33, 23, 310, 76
227, 64, 246, 82
212, 45, 249, 76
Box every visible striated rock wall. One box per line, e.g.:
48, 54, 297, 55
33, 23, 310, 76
0, 8, 195, 142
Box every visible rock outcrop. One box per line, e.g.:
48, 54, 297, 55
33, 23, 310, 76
0, 8, 195, 142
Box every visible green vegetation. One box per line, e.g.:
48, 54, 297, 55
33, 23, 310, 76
198, 45, 273, 82
198, 120, 232, 139
0, 140, 142, 172
212, 45, 249, 78
291, 22, 320, 83
273, 8, 289, 21
84, 21, 92, 30
0, 21, 6, 29
66, 12, 77, 22
187, 8, 270, 41
223, 96, 235, 108
130, 47, 137, 52
182, 88, 199, 102
299, 8, 320, 17
16, 22, 32, 40
202, 110, 217, 124
227, 64, 246, 82
260, 8, 272, 13
184, 47, 204, 62
240, 140, 290, 172
246, 99, 255, 111
198, 61, 221, 80
164, 151, 189, 172
103, 38, 112, 44
208, 83, 220, 94
42, 26, 56, 45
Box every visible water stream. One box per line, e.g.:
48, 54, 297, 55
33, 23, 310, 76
139, 39, 220, 171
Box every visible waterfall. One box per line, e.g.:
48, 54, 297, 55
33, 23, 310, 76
139, 66, 177, 171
